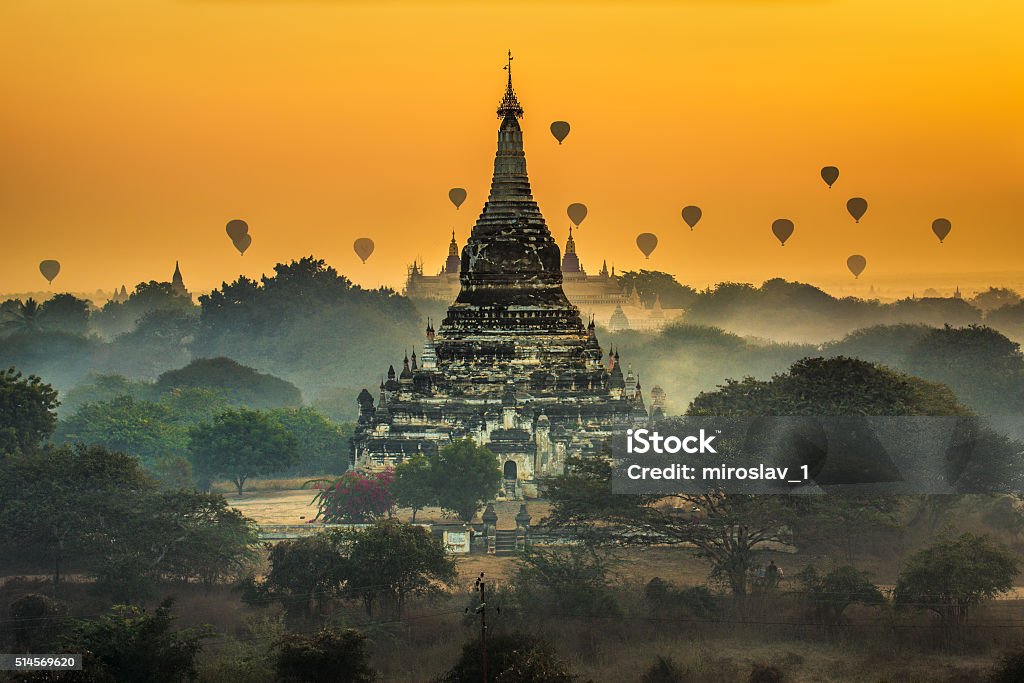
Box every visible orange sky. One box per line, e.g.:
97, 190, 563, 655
1, 0, 1022, 297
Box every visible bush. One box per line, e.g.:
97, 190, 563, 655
434, 633, 577, 683
275, 627, 377, 683
990, 648, 1024, 682
641, 655, 690, 683
8, 594, 67, 652
748, 663, 785, 683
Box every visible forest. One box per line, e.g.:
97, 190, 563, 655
3, 259, 1024, 682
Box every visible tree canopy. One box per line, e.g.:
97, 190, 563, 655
188, 408, 300, 495
0, 366, 60, 454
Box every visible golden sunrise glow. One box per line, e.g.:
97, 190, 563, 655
1, 0, 1022, 296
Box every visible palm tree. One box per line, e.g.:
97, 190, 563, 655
2, 298, 45, 333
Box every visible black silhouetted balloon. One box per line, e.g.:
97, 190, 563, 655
567, 203, 588, 227
636, 233, 658, 259
771, 219, 794, 246
681, 205, 702, 230
353, 238, 375, 263
39, 260, 61, 284
550, 121, 570, 144
233, 233, 252, 255
821, 166, 839, 189
847, 197, 868, 223
847, 254, 867, 278
448, 188, 467, 210
932, 218, 952, 243
226, 219, 248, 241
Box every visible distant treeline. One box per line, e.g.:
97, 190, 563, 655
3, 262, 1024, 422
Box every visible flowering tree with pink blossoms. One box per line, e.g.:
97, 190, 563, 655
306, 469, 395, 524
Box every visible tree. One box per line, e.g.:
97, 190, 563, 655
343, 520, 456, 617
188, 409, 299, 495
193, 256, 421, 401
39, 294, 91, 335
59, 373, 149, 416
245, 531, 351, 618
902, 325, 1024, 414
308, 469, 394, 523
794, 565, 885, 639
511, 546, 621, 618
0, 367, 60, 454
269, 407, 351, 475
432, 439, 502, 523
93, 489, 259, 596
544, 454, 791, 597
971, 287, 1020, 313
617, 269, 697, 309
101, 307, 197, 379
1, 298, 45, 334
392, 453, 436, 521
0, 445, 153, 587
275, 628, 378, 683
434, 633, 577, 683
894, 533, 1018, 632
55, 395, 188, 465
155, 357, 302, 409
687, 356, 968, 417
92, 280, 195, 338
62, 599, 210, 683
825, 324, 933, 370
546, 357, 971, 597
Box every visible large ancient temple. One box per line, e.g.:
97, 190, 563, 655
351, 56, 648, 496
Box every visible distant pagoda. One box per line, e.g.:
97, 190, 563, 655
351, 53, 648, 497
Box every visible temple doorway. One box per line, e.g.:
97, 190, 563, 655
503, 460, 518, 481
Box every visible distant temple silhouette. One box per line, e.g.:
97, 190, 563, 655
109, 261, 191, 303
406, 227, 682, 331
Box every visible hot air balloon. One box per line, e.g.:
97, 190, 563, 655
39, 260, 61, 284
847, 197, 868, 223
233, 233, 252, 256
636, 233, 658, 259
567, 203, 588, 227
821, 166, 839, 189
550, 121, 570, 144
847, 254, 867, 278
932, 218, 952, 243
226, 219, 248, 241
353, 238, 375, 263
681, 205, 702, 230
448, 188, 467, 210
771, 219, 794, 246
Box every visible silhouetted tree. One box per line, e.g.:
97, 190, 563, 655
0, 367, 60, 454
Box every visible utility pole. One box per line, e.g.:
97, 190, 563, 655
475, 572, 487, 683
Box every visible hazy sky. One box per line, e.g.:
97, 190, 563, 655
1, 0, 1022, 296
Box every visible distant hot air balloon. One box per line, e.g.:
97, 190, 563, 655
353, 238, 375, 263
636, 233, 658, 259
448, 188, 467, 210
847, 254, 867, 278
771, 219, 794, 246
226, 219, 248, 241
821, 166, 839, 189
39, 260, 61, 284
847, 197, 868, 223
932, 218, 952, 243
550, 121, 570, 144
681, 206, 702, 230
567, 203, 588, 227
233, 233, 252, 255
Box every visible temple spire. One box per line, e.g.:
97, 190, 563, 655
497, 50, 523, 119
